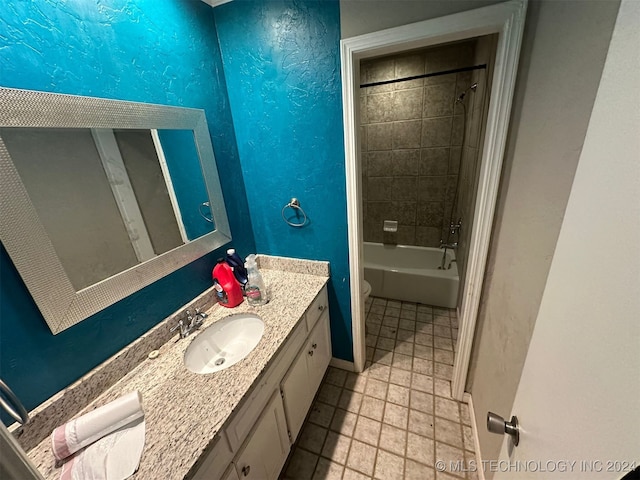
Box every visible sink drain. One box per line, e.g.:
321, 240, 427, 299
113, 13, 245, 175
214, 358, 226, 366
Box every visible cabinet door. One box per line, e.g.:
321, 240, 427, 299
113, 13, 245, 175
192, 433, 234, 480
308, 311, 332, 396
280, 343, 313, 443
234, 391, 289, 480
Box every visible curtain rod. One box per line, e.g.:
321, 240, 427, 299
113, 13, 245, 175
360, 64, 487, 89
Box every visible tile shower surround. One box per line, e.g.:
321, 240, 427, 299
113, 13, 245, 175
282, 296, 477, 480
360, 42, 481, 248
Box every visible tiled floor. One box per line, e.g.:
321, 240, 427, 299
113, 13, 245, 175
281, 296, 477, 480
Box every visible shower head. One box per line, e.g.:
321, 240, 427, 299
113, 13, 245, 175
455, 82, 478, 103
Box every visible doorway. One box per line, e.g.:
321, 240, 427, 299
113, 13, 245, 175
340, 0, 528, 400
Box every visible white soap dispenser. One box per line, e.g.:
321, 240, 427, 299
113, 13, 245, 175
244, 254, 268, 306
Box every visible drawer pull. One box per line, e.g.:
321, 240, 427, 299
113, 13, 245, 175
308, 350, 314, 357
242, 465, 251, 476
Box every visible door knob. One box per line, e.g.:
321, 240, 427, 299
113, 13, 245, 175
487, 412, 520, 446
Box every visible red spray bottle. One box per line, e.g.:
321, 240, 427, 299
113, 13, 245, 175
212, 259, 243, 308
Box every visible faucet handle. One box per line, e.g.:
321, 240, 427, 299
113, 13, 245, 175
170, 319, 184, 336
195, 307, 208, 320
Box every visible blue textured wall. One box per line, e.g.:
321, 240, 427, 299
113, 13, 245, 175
157, 129, 214, 240
214, 0, 352, 360
0, 0, 255, 416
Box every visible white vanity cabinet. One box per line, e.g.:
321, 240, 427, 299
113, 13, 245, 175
233, 392, 289, 480
190, 285, 331, 480
280, 310, 331, 442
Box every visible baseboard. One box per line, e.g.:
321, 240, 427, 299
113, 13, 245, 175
330, 357, 356, 372
463, 392, 485, 480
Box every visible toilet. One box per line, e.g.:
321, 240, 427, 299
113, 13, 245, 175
362, 279, 372, 302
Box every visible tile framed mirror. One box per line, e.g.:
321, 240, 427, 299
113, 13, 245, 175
0, 88, 231, 334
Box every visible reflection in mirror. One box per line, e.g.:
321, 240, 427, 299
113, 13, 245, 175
0, 87, 231, 333
156, 129, 216, 239
0, 127, 216, 291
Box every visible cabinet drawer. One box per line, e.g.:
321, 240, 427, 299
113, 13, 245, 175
305, 286, 328, 332
226, 319, 307, 451
191, 432, 233, 480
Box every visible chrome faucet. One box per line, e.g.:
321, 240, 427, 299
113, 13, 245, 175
449, 219, 462, 235
170, 308, 208, 339
440, 241, 458, 249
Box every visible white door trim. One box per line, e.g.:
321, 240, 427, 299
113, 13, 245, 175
151, 130, 190, 244
340, 0, 528, 398
92, 128, 156, 263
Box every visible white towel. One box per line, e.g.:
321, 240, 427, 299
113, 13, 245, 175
51, 391, 145, 480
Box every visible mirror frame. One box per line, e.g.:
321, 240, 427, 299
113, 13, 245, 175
0, 88, 231, 334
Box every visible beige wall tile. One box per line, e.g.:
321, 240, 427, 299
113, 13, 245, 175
417, 202, 445, 227
393, 176, 418, 201
367, 92, 394, 123
368, 123, 393, 150
416, 226, 442, 247
368, 176, 393, 201
394, 88, 424, 120
392, 149, 420, 175
420, 147, 450, 175
423, 83, 456, 117
393, 120, 422, 149
422, 116, 453, 147
395, 53, 425, 78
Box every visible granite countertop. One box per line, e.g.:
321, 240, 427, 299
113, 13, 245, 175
27, 266, 328, 479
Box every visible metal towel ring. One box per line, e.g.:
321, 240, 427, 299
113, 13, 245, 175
0, 379, 29, 425
199, 201, 214, 223
281, 198, 308, 227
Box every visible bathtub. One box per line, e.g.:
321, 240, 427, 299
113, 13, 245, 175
363, 242, 459, 308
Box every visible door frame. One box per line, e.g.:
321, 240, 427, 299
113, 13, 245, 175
340, 0, 528, 400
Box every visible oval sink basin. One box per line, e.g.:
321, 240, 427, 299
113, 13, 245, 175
184, 313, 264, 374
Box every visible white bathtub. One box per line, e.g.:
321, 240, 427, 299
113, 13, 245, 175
363, 242, 459, 308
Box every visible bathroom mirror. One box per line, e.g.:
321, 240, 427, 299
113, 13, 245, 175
0, 88, 231, 334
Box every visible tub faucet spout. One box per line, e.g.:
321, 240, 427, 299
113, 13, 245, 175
440, 242, 458, 249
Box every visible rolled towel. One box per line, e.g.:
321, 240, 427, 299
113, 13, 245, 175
51, 391, 144, 462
